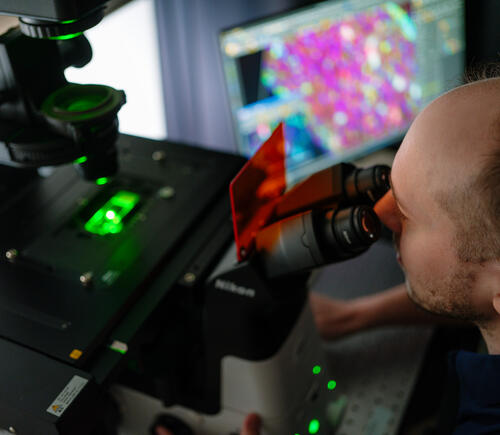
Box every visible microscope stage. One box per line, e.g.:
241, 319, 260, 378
0, 134, 244, 367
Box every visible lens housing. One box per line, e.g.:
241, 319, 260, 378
255, 205, 381, 279
330, 205, 381, 253
42, 84, 125, 125
41, 83, 125, 179
344, 165, 391, 204
19, 7, 105, 40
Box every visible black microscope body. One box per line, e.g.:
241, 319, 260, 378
0, 2, 390, 434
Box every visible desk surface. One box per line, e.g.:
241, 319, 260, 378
311, 239, 433, 435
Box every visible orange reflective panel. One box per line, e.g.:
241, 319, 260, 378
230, 123, 286, 262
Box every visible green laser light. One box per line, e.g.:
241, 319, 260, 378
312, 365, 321, 375
308, 419, 320, 434
85, 191, 140, 235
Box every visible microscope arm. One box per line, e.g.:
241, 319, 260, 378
0, 6, 125, 179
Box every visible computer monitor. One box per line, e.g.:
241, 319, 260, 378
219, 0, 465, 183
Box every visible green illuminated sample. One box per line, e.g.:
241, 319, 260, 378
328, 380, 337, 390
312, 365, 321, 375
308, 419, 320, 434
85, 191, 140, 235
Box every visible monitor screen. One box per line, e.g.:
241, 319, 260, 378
219, 0, 465, 183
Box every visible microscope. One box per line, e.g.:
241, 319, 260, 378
115, 125, 390, 435
0, 0, 125, 180
0, 2, 390, 435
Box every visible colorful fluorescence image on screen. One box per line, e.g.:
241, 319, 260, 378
242, 108, 326, 168
260, 2, 420, 157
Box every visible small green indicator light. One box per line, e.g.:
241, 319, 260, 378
48, 32, 83, 40
110, 340, 128, 354
308, 419, 320, 434
96, 177, 109, 186
312, 365, 321, 375
328, 380, 337, 390
74, 156, 87, 164
85, 191, 140, 235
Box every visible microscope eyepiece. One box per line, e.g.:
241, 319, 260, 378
327, 205, 381, 255
255, 205, 381, 279
344, 164, 391, 204
253, 163, 388, 278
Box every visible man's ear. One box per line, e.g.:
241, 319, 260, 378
489, 262, 500, 316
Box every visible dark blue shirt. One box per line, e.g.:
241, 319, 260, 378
450, 350, 500, 434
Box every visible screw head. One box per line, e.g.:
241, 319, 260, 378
158, 186, 175, 199
183, 272, 196, 284
5, 249, 18, 262
80, 272, 93, 286
152, 150, 167, 162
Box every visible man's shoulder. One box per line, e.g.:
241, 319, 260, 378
451, 350, 500, 434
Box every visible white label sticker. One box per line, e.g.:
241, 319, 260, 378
47, 375, 88, 417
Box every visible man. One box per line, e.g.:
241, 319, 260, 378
158, 76, 499, 435
314, 74, 500, 342
244, 75, 500, 434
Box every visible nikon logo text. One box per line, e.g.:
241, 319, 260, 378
214, 279, 256, 298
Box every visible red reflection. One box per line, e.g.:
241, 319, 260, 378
230, 123, 286, 262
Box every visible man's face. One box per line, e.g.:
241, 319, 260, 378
374, 83, 498, 322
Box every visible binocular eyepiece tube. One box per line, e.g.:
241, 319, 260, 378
255, 205, 381, 279
254, 163, 390, 279
344, 165, 391, 205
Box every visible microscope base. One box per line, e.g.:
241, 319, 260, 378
114, 302, 337, 435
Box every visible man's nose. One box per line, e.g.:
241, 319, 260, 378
374, 190, 402, 234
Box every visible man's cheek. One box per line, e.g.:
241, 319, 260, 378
399, 232, 430, 275
403, 233, 451, 281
